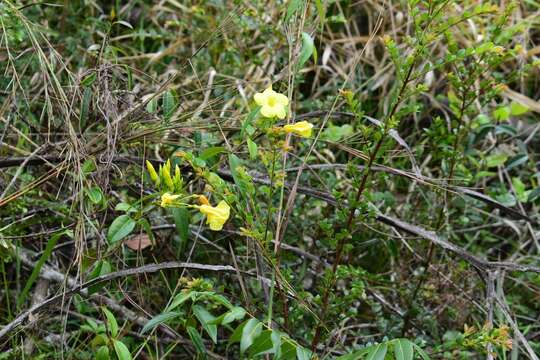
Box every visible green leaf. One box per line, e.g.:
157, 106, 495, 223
296, 346, 313, 360
486, 153, 508, 168
247, 138, 258, 160
222, 306, 246, 325
394, 339, 414, 360
187, 326, 207, 358
87, 186, 103, 204
107, 215, 136, 244
229, 319, 248, 345
510, 101, 529, 116
285, 0, 303, 21
493, 106, 510, 121
81, 73, 97, 87
200, 146, 227, 161
506, 153, 528, 170
412, 344, 430, 360
315, 0, 326, 26
102, 307, 118, 338
146, 96, 158, 113
88, 260, 112, 294
113, 339, 132, 360
280, 340, 297, 360
335, 344, 375, 360
240, 318, 262, 354
115, 202, 138, 213
248, 330, 274, 356
242, 107, 259, 136
298, 32, 315, 68
192, 305, 218, 343
163, 90, 178, 121
95, 345, 110, 360
17, 230, 68, 308
528, 187, 540, 202
141, 311, 180, 334
171, 207, 189, 254
366, 342, 387, 360
167, 292, 193, 311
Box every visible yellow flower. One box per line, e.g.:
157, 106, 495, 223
161, 192, 181, 207
283, 121, 313, 138
198, 200, 230, 231
254, 86, 289, 119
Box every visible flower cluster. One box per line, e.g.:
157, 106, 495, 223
254, 86, 314, 138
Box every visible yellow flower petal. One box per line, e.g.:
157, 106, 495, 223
275, 106, 286, 120
260, 105, 276, 118
274, 93, 289, 106
198, 200, 230, 231
253, 86, 288, 119
283, 121, 313, 138
254, 92, 265, 106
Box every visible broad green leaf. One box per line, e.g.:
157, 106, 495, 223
510, 101, 529, 116
296, 346, 312, 360
87, 186, 103, 204
279, 340, 297, 360
493, 106, 510, 121
146, 96, 158, 113
229, 319, 248, 345
486, 153, 508, 168
163, 90, 177, 121
335, 345, 374, 360
366, 343, 387, 360
394, 339, 414, 360
113, 339, 132, 360
167, 292, 193, 311
141, 311, 180, 334
248, 330, 274, 356
115, 202, 138, 213
102, 307, 118, 337
95, 346, 110, 360
506, 153, 528, 170
247, 138, 258, 160
272, 331, 282, 358
528, 187, 540, 202
88, 260, 112, 294
298, 32, 315, 68
242, 107, 259, 136
222, 306, 246, 325
187, 326, 206, 357
192, 305, 218, 343
107, 215, 136, 244
200, 146, 227, 161
240, 318, 262, 354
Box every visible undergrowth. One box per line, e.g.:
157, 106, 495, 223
1, 0, 540, 359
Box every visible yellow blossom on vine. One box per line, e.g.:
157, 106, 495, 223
197, 200, 230, 231
283, 121, 313, 138
254, 86, 289, 119
160, 192, 181, 207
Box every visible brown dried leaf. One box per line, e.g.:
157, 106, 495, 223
124, 234, 152, 251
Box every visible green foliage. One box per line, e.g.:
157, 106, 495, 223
1, 0, 539, 359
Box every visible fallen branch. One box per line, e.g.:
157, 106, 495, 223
0, 261, 237, 341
